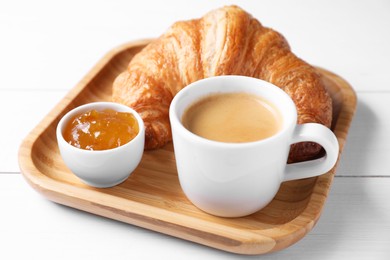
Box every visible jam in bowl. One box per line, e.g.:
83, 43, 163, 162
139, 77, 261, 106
56, 102, 145, 188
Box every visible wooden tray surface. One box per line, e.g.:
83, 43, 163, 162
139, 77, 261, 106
18, 39, 357, 255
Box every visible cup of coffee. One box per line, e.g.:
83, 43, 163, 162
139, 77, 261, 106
169, 75, 339, 217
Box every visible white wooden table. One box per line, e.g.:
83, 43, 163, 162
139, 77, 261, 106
1, 1, 389, 259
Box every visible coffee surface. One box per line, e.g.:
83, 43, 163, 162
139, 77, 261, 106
182, 92, 282, 143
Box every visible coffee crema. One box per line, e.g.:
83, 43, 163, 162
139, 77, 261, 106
181, 92, 282, 143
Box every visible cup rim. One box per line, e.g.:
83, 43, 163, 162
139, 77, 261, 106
169, 75, 297, 148
56, 101, 145, 154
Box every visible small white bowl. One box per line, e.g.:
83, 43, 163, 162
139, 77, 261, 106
56, 102, 145, 188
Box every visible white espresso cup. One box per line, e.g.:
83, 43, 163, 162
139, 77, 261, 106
169, 75, 339, 217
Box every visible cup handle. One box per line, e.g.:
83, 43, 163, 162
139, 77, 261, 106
284, 123, 339, 182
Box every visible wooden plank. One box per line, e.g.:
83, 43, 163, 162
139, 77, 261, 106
337, 92, 390, 176
266, 176, 390, 259
1, 1, 389, 93
1, 174, 389, 259
0, 90, 66, 172
4, 89, 390, 177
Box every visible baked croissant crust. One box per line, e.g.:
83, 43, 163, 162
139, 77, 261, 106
112, 5, 332, 162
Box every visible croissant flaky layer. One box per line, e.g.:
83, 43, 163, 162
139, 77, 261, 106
112, 5, 332, 162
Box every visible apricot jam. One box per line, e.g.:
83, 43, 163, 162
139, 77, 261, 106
63, 109, 139, 151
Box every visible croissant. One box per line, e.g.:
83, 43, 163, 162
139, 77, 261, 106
112, 5, 332, 162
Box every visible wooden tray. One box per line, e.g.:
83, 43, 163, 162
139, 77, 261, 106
18, 39, 357, 255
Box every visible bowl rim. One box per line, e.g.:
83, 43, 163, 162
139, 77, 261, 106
56, 101, 145, 154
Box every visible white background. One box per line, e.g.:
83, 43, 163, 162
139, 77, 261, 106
1, 0, 390, 259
